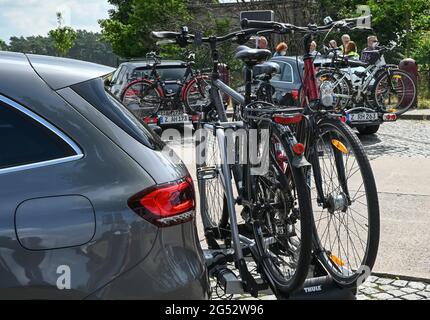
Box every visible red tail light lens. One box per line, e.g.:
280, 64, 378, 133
191, 114, 201, 122
293, 143, 305, 155
273, 114, 303, 125
383, 113, 397, 121
128, 176, 195, 227
292, 90, 299, 102
144, 117, 158, 124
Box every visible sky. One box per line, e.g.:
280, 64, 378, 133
0, 0, 114, 42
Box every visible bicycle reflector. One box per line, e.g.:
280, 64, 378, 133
128, 176, 195, 227
330, 254, 346, 267
293, 143, 305, 156
331, 139, 349, 154
273, 114, 303, 125
383, 113, 397, 121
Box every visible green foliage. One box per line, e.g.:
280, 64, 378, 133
68, 30, 118, 67
99, 0, 190, 58
5, 31, 117, 67
8, 35, 56, 55
48, 12, 77, 57
0, 39, 7, 51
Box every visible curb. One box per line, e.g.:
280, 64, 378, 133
371, 272, 430, 284
399, 113, 430, 121
226, 109, 430, 121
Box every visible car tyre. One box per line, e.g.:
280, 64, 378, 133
357, 124, 380, 135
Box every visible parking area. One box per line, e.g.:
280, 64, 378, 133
167, 119, 430, 299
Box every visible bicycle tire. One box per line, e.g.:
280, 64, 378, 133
195, 122, 229, 248
184, 75, 211, 114
371, 69, 417, 115
121, 80, 162, 118
252, 124, 313, 295
309, 118, 379, 287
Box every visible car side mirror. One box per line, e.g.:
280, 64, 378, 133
104, 78, 112, 87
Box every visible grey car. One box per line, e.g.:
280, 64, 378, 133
0, 52, 209, 299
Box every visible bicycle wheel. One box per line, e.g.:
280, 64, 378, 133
309, 118, 379, 287
195, 125, 228, 248
372, 69, 416, 115
121, 80, 162, 118
252, 124, 313, 295
317, 70, 352, 110
184, 76, 211, 114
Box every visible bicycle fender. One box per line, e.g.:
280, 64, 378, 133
292, 155, 311, 168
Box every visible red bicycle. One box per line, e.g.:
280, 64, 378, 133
121, 51, 211, 121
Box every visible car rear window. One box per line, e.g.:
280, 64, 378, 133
131, 66, 187, 81
72, 78, 164, 151
0, 100, 76, 169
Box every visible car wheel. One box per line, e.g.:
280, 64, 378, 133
357, 124, 380, 135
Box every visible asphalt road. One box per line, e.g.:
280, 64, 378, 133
167, 120, 430, 280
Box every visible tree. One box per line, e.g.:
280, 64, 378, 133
48, 12, 77, 57
99, 0, 190, 58
68, 30, 119, 67
8, 35, 56, 55
0, 39, 7, 51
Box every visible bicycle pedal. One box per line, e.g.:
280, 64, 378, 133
197, 167, 218, 180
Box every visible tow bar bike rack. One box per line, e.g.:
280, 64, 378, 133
203, 237, 357, 300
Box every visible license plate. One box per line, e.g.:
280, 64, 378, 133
159, 114, 189, 124
347, 112, 378, 122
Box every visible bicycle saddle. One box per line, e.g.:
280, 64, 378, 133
151, 31, 181, 39
235, 46, 272, 65
253, 62, 281, 77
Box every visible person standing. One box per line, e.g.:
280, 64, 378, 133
273, 42, 288, 57
329, 39, 338, 49
361, 35, 380, 63
310, 41, 320, 56
339, 34, 350, 54
344, 41, 360, 59
257, 36, 268, 49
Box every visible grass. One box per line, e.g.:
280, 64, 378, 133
418, 98, 430, 109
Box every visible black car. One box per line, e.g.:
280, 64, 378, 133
269, 56, 304, 106
108, 60, 202, 126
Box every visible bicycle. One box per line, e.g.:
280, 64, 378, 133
151, 27, 314, 297
121, 50, 211, 119
316, 44, 417, 116
242, 16, 380, 288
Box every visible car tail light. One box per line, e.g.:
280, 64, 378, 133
273, 113, 303, 125
128, 176, 195, 227
292, 90, 299, 102
191, 114, 201, 122
383, 113, 397, 121
144, 117, 158, 124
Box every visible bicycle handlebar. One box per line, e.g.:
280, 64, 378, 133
151, 28, 273, 48
241, 15, 372, 34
